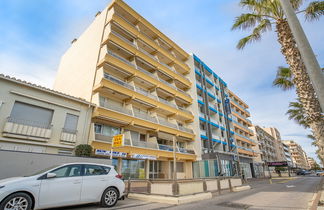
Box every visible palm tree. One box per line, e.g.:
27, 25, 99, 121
232, 0, 324, 143
273, 66, 294, 90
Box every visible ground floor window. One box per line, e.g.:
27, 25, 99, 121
121, 159, 145, 179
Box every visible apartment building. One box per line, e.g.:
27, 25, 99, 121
283, 142, 294, 167
282, 140, 309, 169
0, 74, 93, 155
228, 90, 257, 178
252, 126, 277, 163
187, 55, 257, 178
54, 0, 196, 179
264, 127, 286, 161
307, 157, 316, 169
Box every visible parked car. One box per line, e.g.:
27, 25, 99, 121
316, 171, 324, 176
296, 169, 311, 175
0, 163, 125, 210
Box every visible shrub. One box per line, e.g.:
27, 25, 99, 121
75, 144, 93, 157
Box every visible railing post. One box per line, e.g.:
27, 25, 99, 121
127, 177, 131, 197
203, 179, 207, 192
228, 178, 233, 192
217, 177, 221, 195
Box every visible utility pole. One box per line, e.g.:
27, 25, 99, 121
279, 0, 324, 111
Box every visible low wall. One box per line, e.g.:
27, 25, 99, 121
151, 183, 173, 195
206, 180, 218, 191
0, 149, 112, 179
178, 181, 204, 195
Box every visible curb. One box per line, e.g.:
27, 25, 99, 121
309, 177, 324, 210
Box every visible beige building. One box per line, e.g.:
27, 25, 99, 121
0, 74, 94, 155
54, 0, 196, 179
263, 127, 286, 161
307, 157, 316, 169
251, 126, 277, 163
282, 140, 309, 169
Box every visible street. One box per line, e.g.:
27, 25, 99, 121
50, 176, 322, 210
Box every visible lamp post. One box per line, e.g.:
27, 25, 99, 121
279, 0, 324, 111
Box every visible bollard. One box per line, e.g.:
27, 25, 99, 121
203, 179, 207, 192
147, 180, 151, 194
269, 178, 272, 184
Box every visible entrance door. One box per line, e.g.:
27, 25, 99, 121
149, 161, 161, 179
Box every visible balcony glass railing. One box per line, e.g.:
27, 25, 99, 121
158, 78, 176, 88
133, 111, 158, 123
157, 117, 178, 129
158, 97, 177, 108
176, 87, 190, 97
103, 73, 134, 90
132, 140, 159, 149
178, 126, 193, 133
99, 99, 133, 116
158, 144, 174, 151
178, 106, 192, 115
138, 47, 159, 61
111, 31, 135, 47
134, 86, 157, 100
107, 50, 135, 67
136, 65, 158, 79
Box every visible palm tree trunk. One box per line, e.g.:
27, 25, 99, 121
275, 19, 324, 143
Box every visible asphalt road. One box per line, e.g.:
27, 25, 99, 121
48, 176, 322, 210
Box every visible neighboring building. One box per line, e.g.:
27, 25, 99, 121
0, 74, 93, 155
54, 0, 196, 179
252, 126, 277, 163
283, 140, 309, 169
228, 90, 257, 178
263, 127, 286, 161
307, 157, 316, 169
188, 54, 257, 178
283, 142, 294, 167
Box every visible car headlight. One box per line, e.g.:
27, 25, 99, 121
0, 186, 5, 189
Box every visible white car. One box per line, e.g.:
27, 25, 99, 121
0, 163, 125, 210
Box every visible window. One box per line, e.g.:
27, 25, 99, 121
63, 114, 79, 133
84, 165, 110, 176
9, 101, 53, 128
140, 134, 146, 142
94, 124, 120, 136
50, 164, 82, 178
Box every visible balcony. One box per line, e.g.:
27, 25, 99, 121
102, 50, 192, 103
132, 140, 159, 149
3, 117, 52, 142
158, 97, 177, 109
133, 110, 158, 123
178, 126, 193, 134
158, 117, 178, 129
60, 128, 77, 144
106, 21, 190, 84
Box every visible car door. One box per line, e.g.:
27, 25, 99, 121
80, 164, 111, 202
38, 164, 82, 209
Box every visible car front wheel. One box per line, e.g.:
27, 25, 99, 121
101, 187, 118, 208
0, 192, 33, 210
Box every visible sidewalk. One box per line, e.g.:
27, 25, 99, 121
309, 176, 324, 210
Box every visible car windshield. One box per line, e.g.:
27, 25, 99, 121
24, 165, 60, 177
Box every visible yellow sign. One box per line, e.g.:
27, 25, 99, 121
112, 134, 124, 147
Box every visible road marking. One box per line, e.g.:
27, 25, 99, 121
286, 185, 296, 188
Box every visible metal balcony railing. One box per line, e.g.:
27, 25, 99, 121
95, 134, 113, 143
158, 144, 174, 152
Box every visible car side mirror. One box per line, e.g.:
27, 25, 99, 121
46, 173, 57, 179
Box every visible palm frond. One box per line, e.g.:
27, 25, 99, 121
272, 66, 294, 90
236, 19, 272, 49
304, 1, 324, 21
289, 0, 304, 10
231, 13, 263, 30
286, 100, 310, 128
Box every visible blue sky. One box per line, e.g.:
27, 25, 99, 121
0, 0, 323, 163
